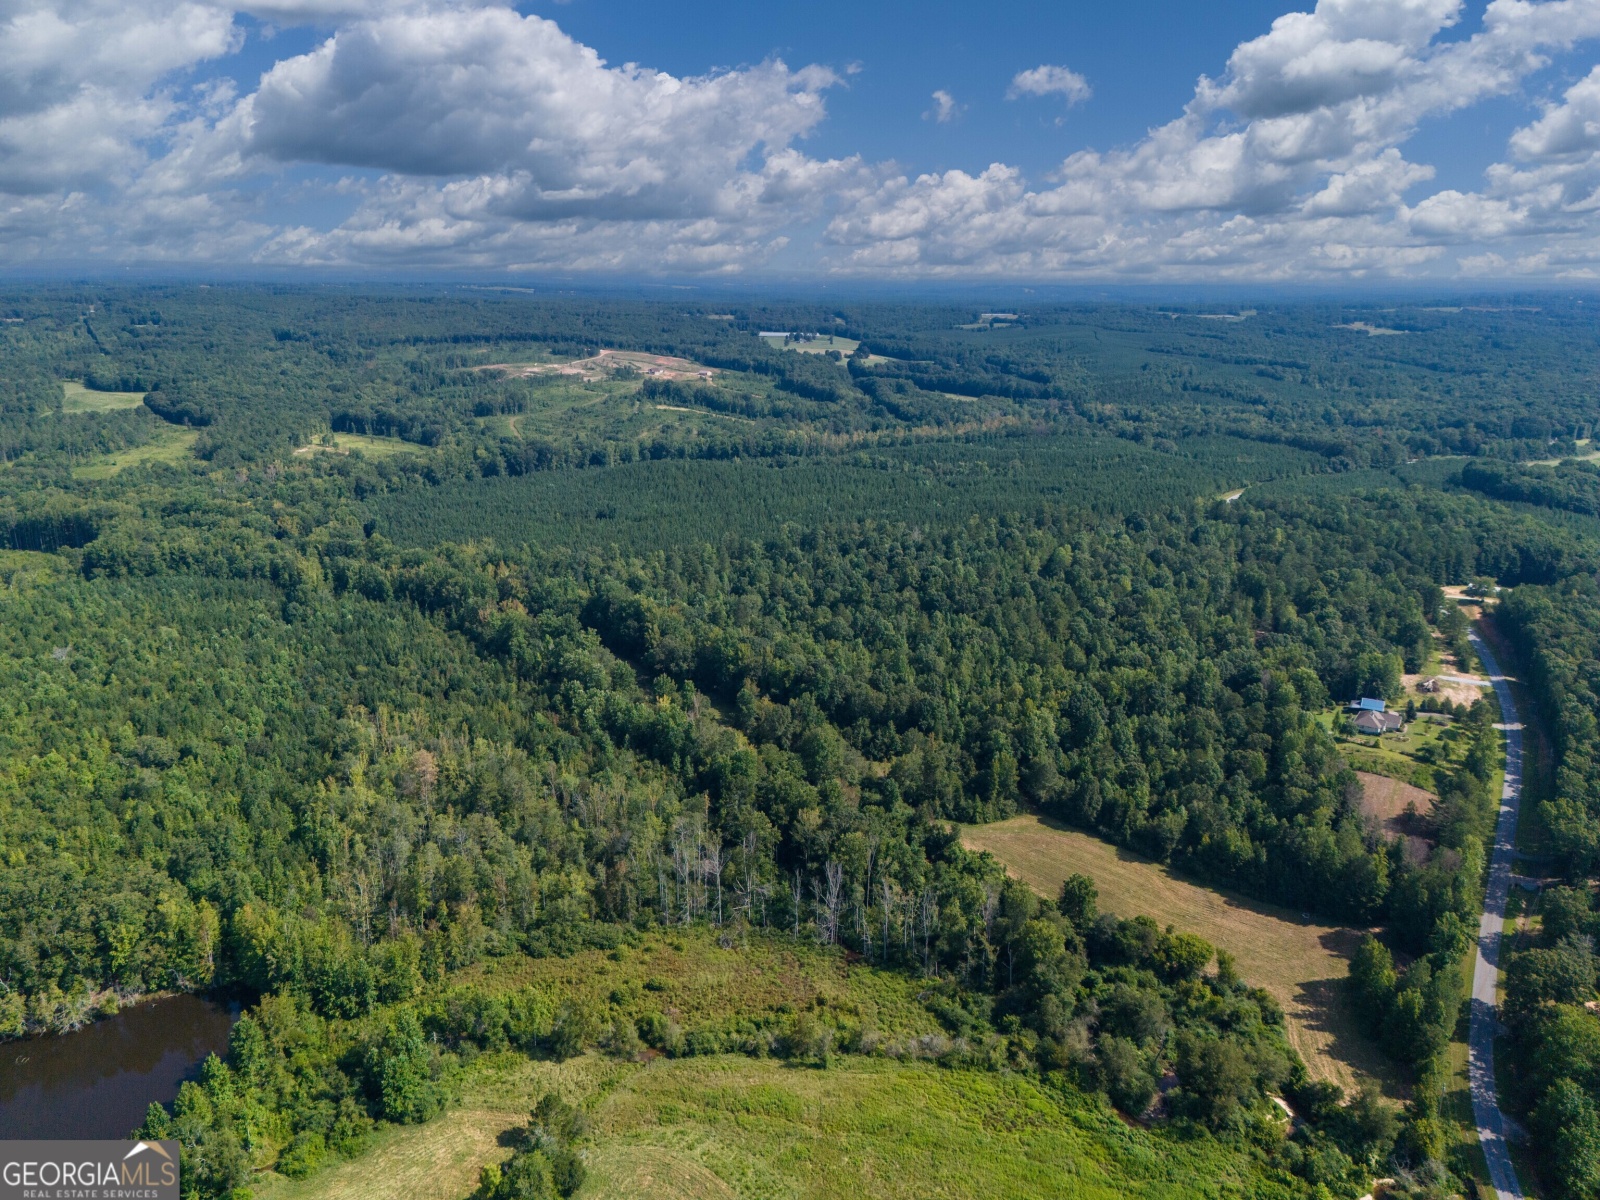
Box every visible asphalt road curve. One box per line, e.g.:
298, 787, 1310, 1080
1466, 630, 1525, 1200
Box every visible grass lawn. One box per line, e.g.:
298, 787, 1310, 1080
61, 380, 146, 412
258, 1053, 1302, 1200
1323, 710, 1468, 793
960, 815, 1394, 1096
72, 429, 199, 479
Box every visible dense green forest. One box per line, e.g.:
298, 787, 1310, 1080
1, 287, 1599, 1200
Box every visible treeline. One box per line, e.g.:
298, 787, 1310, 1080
1460, 459, 1600, 519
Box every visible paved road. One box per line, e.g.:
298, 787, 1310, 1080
1466, 630, 1525, 1200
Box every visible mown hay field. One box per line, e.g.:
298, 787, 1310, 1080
960, 815, 1394, 1094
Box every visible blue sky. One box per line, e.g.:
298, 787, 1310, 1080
6, 0, 1600, 281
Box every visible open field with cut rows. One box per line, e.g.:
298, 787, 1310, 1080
960, 815, 1393, 1094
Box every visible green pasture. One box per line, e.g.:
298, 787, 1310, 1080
61, 380, 146, 413
71, 428, 199, 479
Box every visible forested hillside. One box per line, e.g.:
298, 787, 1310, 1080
1, 288, 1598, 1200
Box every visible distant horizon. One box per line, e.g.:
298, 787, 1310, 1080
3, 270, 1599, 308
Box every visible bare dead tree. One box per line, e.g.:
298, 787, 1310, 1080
813, 860, 845, 945
918, 887, 938, 974
855, 884, 871, 962
703, 841, 725, 927
670, 820, 702, 926
881, 878, 895, 965
655, 845, 671, 926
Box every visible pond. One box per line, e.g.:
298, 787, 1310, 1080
0, 994, 237, 1138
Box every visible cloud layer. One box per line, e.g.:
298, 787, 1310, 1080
4, 0, 1600, 278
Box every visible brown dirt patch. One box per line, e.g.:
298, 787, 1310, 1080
1403, 669, 1487, 708
960, 814, 1396, 1095
1355, 771, 1436, 842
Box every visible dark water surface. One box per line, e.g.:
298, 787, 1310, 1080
0, 995, 237, 1138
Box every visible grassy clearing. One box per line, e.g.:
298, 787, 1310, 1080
760, 333, 856, 355
758, 333, 894, 366
578, 1056, 1290, 1200
293, 434, 423, 461
256, 1057, 621, 1200
61, 380, 146, 412
960, 815, 1393, 1095
72, 429, 198, 479
262, 1053, 1300, 1200
0, 549, 65, 588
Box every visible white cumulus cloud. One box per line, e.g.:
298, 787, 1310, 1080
5, 0, 1600, 277
824, 0, 1600, 278
925, 89, 960, 123
1007, 65, 1091, 104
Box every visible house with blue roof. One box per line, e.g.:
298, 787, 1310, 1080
1348, 697, 1402, 734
